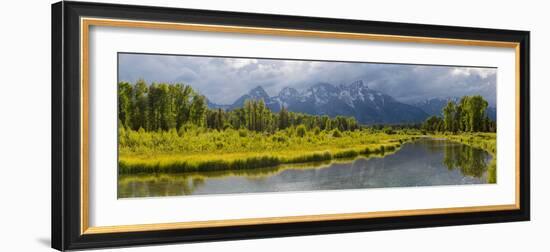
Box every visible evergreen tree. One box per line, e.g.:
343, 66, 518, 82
189, 93, 207, 126
279, 106, 290, 130
442, 101, 457, 133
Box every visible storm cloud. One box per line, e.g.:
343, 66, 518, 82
118, 53, 496, 106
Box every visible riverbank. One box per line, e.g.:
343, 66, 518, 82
431, 132, 496, 183
119, 137, 492, 198
118, 128, 419, 174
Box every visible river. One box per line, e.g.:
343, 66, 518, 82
118, 138, 493, 198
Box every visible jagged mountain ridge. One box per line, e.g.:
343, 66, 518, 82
209, 80, 430, 124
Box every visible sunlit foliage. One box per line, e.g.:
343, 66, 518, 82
423, 96, 496, 133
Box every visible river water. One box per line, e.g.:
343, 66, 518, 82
118, 138, 493, 198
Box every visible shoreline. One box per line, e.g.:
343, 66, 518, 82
118, 133, 496, 178
432, 132, 497, 183
118, 136, 419, 174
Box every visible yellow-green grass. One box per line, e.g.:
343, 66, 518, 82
432, 132, 496, 154
118, 128, 419, 174
118, 142, 407, 174
119, 153, 396, 186
431, 132, 496, 183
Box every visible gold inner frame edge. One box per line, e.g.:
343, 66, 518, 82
80, 17, 522, 235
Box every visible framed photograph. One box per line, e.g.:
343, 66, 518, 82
52, 1, 530, 250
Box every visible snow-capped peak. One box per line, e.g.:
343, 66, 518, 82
348, 80, 368, 89
278, 87, 299, 98
221, 82, 429, 124
248, 85, 269, 99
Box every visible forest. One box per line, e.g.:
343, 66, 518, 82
118, 80, 359, 134
422, 96, 496, 133
118, 80, 496, 174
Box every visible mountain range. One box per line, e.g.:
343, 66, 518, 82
208, 80, 496, 124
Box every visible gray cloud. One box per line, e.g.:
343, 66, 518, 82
118, 53, 496, 106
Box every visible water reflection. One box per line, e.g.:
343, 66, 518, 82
118, 138, 494, 198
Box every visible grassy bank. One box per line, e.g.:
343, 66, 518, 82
119, 156, 388, 187
431, 132, 496, 183
118, 128, 419, 174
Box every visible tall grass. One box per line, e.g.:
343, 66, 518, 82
118, 128, 418, 174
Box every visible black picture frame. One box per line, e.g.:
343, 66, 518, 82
52, 1, 530, 251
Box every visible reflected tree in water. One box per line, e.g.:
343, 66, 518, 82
118, 140, 494, 198
443, 143, 490, 178
118, 174, 206, 197
118, 166, 286, 197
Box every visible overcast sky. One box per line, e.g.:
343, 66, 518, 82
118, 53, 497, 106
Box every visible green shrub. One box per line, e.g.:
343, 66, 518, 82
383, 126, 395, 135
313, 127, 321, 135
297, 125, 307, 138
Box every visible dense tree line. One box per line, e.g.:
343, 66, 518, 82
119, 81, 495, 135
118, 80, 207, 131
423, 95, 496, 133
119, 81, 359, 133
212, 99, 359, 133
